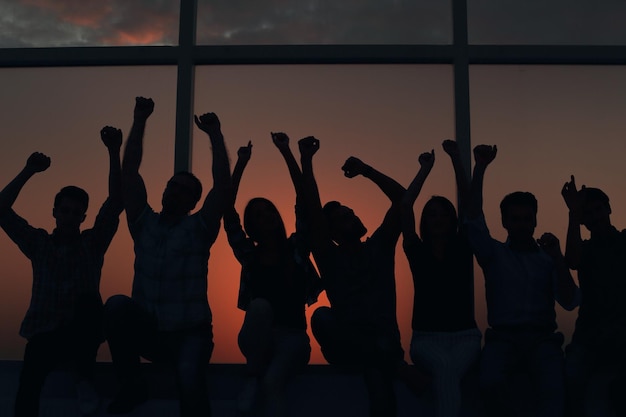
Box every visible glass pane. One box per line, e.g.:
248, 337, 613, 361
469, 0, 626, 45
194, 64, 454, 363
470, 65, 626, 342
197, 0, 452, 45
0, 67, 177, 360
0, 1, 180, 47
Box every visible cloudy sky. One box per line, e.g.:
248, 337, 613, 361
1, 0, 626, 47
1, 1, 626, 364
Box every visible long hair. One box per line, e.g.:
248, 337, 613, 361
419, 196, 458, 246
243, 197, 288, 244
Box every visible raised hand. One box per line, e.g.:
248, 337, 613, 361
194, 112, 221, 135
473, 144, 497, 167
442, 139, 459, 157
271, 132, 290, 151
418, 150, 435, 171
237, 141, 252, 162
26, 152, 51, 173
537, 232, 563, 259
341, 156, 369, 178
134, 96, 154, 121
100, 126, 123, 151
298, 136, 320, 159
561, 175, 581, 212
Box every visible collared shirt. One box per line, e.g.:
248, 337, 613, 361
0, 199, 119, 339
467, 215, 578, 331
129, 205, 216, 331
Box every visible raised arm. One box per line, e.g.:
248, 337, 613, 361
467, 144, 497, 220
342, 156, 406, 203
401, 150, 435, 239
271, 132, 304, 196
121, 97, 153, 223
100, 126, 123, 214
193, 112, 232, 228
537, 232, 580, 310
561, 175, 583, 269
231, 141, 252, 206
0, 152, 50, 215
442, 139, 470, 215
298, 136, 334, 261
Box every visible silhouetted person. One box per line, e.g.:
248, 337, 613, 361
401, 140, 481, 417
224, 133, 321, 416
561, 176, 626, 417
467, 145, 580, 417
103, 97, 231, 416
0, 127, 123, 417
298, 138, 424, 417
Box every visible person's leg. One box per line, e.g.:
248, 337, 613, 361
103, 295, 155, 413
528, 332, 566, 417
411, 329, 481, 417
364, 363, 396, 417
310, 306, 356, 367
261, 328, 311, 417
564, 341, 592, 417
479, 329, 519, 417
174, 324, 214, 417
238, 298, 274, 375
70, 298, 104, 414
14, 333, 61, 417
237, 298, 274, 414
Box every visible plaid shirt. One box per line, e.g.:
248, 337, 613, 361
129, 206, 217, 331
0, 199, 120, 339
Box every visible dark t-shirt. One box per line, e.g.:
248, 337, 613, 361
572, 227, 626, 346
403, 229, 477, 332
321, 229, 401, 343
245, 248, 310, 330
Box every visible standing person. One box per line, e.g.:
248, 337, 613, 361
298, 137, 425, 417
467, 144, 580, 417
0, 126, 123, 417
561, 176, 626, 417
103, 97, 231, 417
401, 140, 481, 417
224, 133, 321, 416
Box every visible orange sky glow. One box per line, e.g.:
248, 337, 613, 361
1, 64, 625, 364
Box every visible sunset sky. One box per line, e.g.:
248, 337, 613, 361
1, 1, 626, 365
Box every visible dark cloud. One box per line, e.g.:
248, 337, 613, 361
195, 0, 451, 44
1, 0, 625, 48
0, 0, 179, 47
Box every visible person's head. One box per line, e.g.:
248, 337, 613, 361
500, 191, 538, 242
161, 171, 202, 215
53, 186, 89, 233
243, 197, 287, 243
323, 201, 367, 245
579, 187, 611, 233
420, 196, 458, 244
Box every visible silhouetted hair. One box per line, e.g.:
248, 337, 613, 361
174, 171, 202, 203
54, 186, 89, 213
500, 191, 537, 217
322, 201, 342, 224
243, 197, 287, 243
420, 196, 458, 245
580, 187, 610, 209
